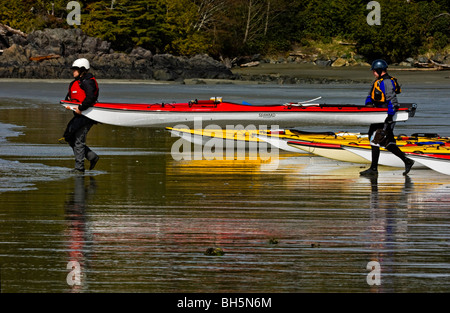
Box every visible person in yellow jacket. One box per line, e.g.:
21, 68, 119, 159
360, 59, 414, 176
63, 58, 100, 173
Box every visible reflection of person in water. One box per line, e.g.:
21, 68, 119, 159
364, 175, 413, 291
64, 175, 96, 292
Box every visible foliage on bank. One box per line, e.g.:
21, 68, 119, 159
1, 0, 449, 63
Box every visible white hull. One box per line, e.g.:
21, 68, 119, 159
408, 155, 450, 175
64, 104, 410, 128
168, 129, 301, 152
288, 143, 370, 163
169, 129, 257, 149
343, 146, 426, 168
168, 129, 213, 146
253, 135, 309, 153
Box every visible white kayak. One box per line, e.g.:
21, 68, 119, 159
343, 146, 427, 168
252, 135, 308, 153
407, 154, 450, 175
287, 140, 370, 163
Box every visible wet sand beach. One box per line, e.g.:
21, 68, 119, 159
0, 69, 449, 294
232, 63, 450, 84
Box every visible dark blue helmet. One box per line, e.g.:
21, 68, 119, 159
371, 59, 388, 71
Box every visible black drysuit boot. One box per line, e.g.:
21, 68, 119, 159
386, 144, 415, 175
360, 146, 380, 176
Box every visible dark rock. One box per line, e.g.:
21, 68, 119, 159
431, 53, 445, 63
315, 59, 332, 67
8, 34, 28, 47
129, 46, 153, 60
417, 56, 429, 63
0, 26, 235, 81
185, 54, 234, 79
153, 68, 174, 81
26, 28, 111, 57
444, 54, 450, 65
0, 23, 27, 49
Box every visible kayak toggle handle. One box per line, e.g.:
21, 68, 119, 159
188, 99, 220, 108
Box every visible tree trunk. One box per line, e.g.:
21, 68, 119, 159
243, 0, 252, 44
264, 0, 270, 36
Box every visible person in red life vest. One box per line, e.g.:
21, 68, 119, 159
360, 59, 414, 177
62, 58, 100, 173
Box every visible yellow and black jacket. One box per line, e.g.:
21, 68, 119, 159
365, 74, 401, 116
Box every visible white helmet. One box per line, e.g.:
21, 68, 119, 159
71, 58, 90, 70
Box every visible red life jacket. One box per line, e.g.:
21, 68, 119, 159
69, 77, 98, 103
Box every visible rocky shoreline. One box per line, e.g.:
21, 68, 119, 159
0, 26, 235, 81
1, 25, 449, 84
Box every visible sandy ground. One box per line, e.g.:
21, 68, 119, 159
231, 63, 450, 84
0, 63, 448, 85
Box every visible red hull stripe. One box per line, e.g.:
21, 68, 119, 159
287, 141, 344, 149
408, 153, 450, 160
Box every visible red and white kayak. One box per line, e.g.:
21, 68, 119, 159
342, 145, 450, 168
60, 98, 417, 128
407, 154, 450, 175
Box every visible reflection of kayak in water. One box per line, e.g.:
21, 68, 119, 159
60, 99, 417, 127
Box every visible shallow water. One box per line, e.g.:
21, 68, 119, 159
0, 79, 449, 293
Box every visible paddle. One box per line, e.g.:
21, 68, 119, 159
284, 96, 322, 107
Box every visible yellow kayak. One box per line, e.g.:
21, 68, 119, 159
288, 139, 450, 165
167, 127, 449, 151
283, 129, 450, 146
